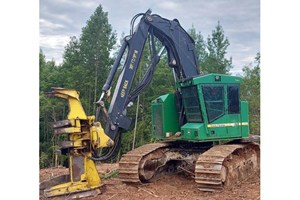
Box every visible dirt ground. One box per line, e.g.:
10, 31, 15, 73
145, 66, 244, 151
40, 163, 260, 200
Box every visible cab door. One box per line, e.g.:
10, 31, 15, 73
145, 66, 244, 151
226, 85, 242, 137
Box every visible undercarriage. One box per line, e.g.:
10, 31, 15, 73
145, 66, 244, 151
119, 141, 260, 191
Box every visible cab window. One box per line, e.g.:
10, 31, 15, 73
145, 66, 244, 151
227, 85, 240, 114
202, 85, 225, 123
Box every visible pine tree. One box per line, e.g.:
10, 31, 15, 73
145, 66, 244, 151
203, 21, 232, 74
61, 4, 117, 115
79, 5, 117, 113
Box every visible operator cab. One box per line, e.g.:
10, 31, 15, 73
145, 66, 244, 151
151, 74, 249, 142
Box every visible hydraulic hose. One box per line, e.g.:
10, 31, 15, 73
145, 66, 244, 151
90, 133, 122, 161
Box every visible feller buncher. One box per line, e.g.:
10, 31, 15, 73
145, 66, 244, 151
40, 9, 260, 199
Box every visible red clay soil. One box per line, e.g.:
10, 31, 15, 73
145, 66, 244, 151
40, 163, 260, 200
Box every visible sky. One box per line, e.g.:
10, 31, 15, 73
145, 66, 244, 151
40, 0, 260, 75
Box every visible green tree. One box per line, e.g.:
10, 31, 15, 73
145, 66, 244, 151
203, 21, 232, 74
188, 25, 207, 71
39, 50, 67, 168
62, 36, 81, 68
60, 5, 117, 115
79, 5, 117, 114
240, 53, 260, 135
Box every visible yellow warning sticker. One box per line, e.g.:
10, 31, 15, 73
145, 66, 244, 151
207, 122, 248, 128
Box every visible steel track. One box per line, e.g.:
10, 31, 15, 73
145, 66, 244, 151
119, 142, 260, 192
119, 142, 169, 183
195, 142, 260, 191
